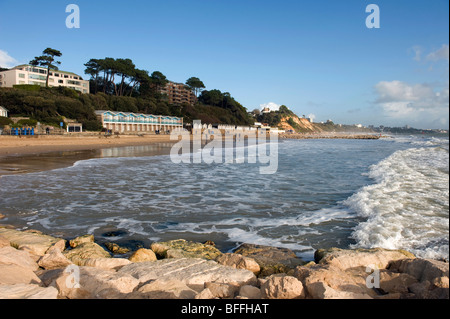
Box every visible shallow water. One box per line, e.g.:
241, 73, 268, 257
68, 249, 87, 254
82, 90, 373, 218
0, 135, 448, 261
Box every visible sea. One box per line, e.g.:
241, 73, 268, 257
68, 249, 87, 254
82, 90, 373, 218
0, 134, 448, 261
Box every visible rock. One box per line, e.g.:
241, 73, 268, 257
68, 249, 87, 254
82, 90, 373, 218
294, 263, 376, 299
81, 258, 131, 270
105, 242, 130, 254
239, 285, 262, 299
204, 282, 239, 299
314, 247, 415, 271
0, 246, 39, 271
234, 243, 304, 276
135, 279, 198, 299
55, 266, 140, 299
151, 239, 222, 260
38, 246, 73, 270
128, 248, 157, 262
260, 274, 305, 299
195, 288, 216, 299
388, 258, 449, 283
118, 258, 257, 291
379, 270, 418, 294
63, 242, 111, 266
215, 253, 260, 275
0, 264, 42, 285
0, 228, 64, 256
69, 234, 94, 248
0, 236, 10, 248
0, 213, 5, 220
306, 281, 373, 299
0, 284, 58, 299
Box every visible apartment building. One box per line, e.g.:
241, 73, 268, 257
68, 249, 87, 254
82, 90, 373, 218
158, 81, 197, 106
0, 65, 89, 94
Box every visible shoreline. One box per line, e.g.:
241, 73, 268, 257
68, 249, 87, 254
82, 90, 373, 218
0, 134, 177, 176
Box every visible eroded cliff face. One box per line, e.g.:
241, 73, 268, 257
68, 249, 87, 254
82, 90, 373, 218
278, 115, 323, 133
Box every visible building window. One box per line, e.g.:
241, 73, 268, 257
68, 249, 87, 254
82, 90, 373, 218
58, 80, 63, 84
19, 73, 25, 78
54, 73, 59, 77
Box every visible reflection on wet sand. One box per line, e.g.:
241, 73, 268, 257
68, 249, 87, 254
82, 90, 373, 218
0, 143, 176, 176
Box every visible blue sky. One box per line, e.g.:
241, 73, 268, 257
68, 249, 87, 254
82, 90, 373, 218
0, 0, 448, 129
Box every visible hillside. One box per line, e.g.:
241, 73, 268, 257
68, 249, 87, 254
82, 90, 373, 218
256, 106, 373, 133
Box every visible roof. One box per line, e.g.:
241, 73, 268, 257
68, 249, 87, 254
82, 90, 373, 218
0, 106, 8, 112
95, 110, 182, 120
12, 64, 81, 77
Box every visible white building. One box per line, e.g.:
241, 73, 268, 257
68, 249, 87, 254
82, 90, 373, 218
0, 65, 89, 94
0, 106, 8, 117
95, 110, 183, 133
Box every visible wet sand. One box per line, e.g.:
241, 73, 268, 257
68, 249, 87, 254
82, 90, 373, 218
0, 135, 177, 176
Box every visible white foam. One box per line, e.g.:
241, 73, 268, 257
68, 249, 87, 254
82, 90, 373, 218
347, 145, 449, 260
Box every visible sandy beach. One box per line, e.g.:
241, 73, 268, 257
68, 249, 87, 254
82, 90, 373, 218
0, 134, 177, 176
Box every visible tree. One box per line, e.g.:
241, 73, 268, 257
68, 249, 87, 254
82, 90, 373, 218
84, 59, 102, 94
185, 77, 205, 97
29, 48, 63, 88
150, 71, 168, 93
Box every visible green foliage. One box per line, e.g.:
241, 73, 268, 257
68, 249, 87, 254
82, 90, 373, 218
17, 119, 38, 127
0, 116, 13, 126
12, 84, 41, 92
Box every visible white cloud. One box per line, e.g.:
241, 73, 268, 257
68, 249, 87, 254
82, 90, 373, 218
0, 49, 18, 68
374, 80, 449, 127
426, 44, 449, 63
260, 102, 281, 112
409, 45, 423, 62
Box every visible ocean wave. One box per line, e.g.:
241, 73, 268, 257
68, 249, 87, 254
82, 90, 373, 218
346, 145, 449, 260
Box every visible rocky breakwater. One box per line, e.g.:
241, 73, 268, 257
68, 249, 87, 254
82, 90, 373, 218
0, 227, 448, 299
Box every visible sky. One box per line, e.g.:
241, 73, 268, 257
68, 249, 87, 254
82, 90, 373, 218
0, 0, 448, 129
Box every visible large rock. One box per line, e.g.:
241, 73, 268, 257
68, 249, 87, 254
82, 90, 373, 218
0, 264, 42, 285
0, 236, 10, 248
0, 246, 39, 271
0, 284, 58, 299
294, 263, 376, 299
388, 258, 449, 283
128, 248, 157, 263
132, 279, 198, 299
215, 253, 260, 275
55, 266, 140, 299
260, 274, 305, 299
63, 242, 111, 266
234, 243, 304, 276
69, 234, 94, 248
314, 248, 415, 271
118, 258, 257, 290
80, 257, 131, 270
151, 239, 222, 260
38, 246, 73, 270
0, 228, 64, 256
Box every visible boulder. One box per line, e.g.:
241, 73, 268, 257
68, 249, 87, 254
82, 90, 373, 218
0, 264, 42, 285
151, 239, 222, 260
69, 234, 94, 248
215, 253, 260, 275
38, 246, 73, 270
133, 279, 198, 299
234, 243, 304, 276
128, 248, 157, 263
118, 258, 257, 291
0, 228, 64, 256
204, 282, 239, 299
0, 236, 10, 248
388, 258, 449, 283
379, 270, 418, 294
195, 288, 216, 299
294, 263, 376, 299
239, 285, 262, 299
0, 246, 39, 271
63, 242, 111, 266
260, 274, 305, 299
81, 257, 131, 270
314, 248, 415, 271
0, 284, 58, 299
55, 266, 140, 299
105, 242, 130, 254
